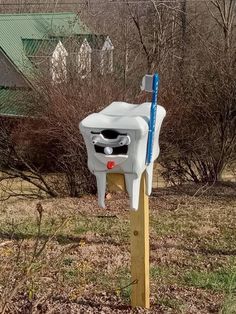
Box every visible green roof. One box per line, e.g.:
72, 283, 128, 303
0, 12, 91, 117
0, 87, 35, 117
0, 12, 90, 80
22, 38, 56, 56
22, 34, 107, 57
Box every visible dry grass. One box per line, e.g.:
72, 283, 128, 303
0, 183, 235, 313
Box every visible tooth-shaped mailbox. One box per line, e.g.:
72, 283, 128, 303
79, 101, 166, 210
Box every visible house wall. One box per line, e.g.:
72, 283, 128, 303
0, 50, 28, 87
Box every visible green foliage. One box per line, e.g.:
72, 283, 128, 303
220, 296, 236, 314
156, 296, 185, 311
184, 268, 236, 292
150, 266, 174, 282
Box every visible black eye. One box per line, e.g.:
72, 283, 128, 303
101, 129, 120, 139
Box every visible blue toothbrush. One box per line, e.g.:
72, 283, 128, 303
146, 73, 159, 165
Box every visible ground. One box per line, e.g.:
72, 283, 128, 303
0, 183, 235, 313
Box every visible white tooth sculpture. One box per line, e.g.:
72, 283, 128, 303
79, 101, 166, 210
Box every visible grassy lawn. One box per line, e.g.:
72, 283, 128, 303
0, 183, 235, 313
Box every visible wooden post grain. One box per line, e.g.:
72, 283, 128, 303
107, 173, 150, 309
130, 173, 149, 308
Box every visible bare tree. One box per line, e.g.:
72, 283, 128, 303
206, 0, 236, 53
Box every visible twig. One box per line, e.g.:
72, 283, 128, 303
116, 279, 138, 292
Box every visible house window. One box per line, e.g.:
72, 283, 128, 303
51, 41, 68, 83
101, 36, 114, 75
78, 39, 92, 78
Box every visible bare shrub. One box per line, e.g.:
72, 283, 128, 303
34, 73, 124, 196
0, 202, 71, 314
160, 55, 236, 184
0, 118, 58, 199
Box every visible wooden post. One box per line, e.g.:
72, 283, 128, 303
130, 173, 149, 308
107, 173, 150, 309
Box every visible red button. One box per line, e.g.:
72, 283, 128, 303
107, 161, 116, 169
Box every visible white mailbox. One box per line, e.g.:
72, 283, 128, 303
79, 100, 166, 210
